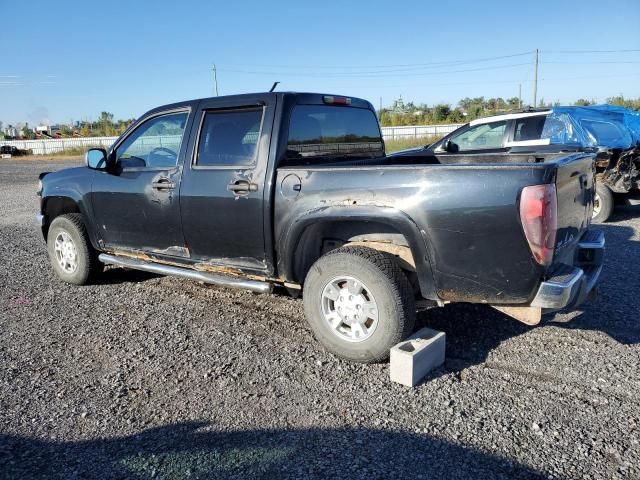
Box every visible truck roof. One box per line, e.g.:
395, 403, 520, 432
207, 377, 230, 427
146, 92, 374, 116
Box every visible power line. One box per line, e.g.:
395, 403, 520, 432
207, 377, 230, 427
216, 51, 535, 70
217, 62, 531, 78
542, 60, 640, 65
295, 72, 638, 91
214, 48, 638, 72
539, 72, 640, 81
544, 49, 640, 54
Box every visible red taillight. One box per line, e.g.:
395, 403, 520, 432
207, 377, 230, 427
323, 95, 351, 105
519, 184, 557, 266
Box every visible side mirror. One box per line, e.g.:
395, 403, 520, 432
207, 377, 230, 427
436, 140, 452, 153
441, 140, 459, 153
85, 148, 109, 170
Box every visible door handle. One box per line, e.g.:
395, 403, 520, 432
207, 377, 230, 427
151, 178, 175, 190
227, 180, 258, 193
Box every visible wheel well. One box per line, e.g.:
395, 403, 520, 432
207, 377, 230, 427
292, 220, 417, 285
42, 197, 81, 239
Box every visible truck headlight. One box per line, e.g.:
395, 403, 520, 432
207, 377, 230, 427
37, 179, 43, 196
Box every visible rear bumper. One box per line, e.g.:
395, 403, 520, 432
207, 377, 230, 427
530, 230, 604, 311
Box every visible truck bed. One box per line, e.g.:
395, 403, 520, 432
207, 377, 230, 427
274, 152, 595, 305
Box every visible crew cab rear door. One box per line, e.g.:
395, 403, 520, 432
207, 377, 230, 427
178, 94, 276, 272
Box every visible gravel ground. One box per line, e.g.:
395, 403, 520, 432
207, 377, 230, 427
1, 159, 639, 480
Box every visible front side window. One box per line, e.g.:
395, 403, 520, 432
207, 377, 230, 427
116, 112, 188, 168
448, 121, 507, 151
196, 108, 263, 167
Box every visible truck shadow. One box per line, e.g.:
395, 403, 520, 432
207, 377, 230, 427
0, 422, 551, 479
608, 202, 640, 222
417, 222, 639, 377
97, 267, 161, 285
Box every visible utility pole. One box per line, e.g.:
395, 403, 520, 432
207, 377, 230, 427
212, 64, 219, 97
379, 97, 382, 118
518, 83, 522, 109
532, 49, 539, 107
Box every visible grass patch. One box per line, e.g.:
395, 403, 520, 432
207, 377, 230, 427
50, 145, 103, 156
385, 136, 440, 153
7, 145, 104, 161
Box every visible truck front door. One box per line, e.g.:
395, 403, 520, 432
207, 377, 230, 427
179, 96, 276, 272
91, 108, 192, 256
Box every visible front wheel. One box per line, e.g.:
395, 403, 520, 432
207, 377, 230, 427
47, 214, 103, 285
593, 183, 614, 223
303, 246, 416, 363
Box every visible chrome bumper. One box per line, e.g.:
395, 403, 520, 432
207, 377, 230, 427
530, 230, 604, 310
36, 214, 45, 227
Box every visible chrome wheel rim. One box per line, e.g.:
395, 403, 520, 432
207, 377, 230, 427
593, 192, 601, 217
54, 231, 78, 274
321, 276, 379, 343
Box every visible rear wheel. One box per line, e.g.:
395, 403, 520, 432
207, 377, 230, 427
47, 214, 103, 285
593, 183, 614, 223
303, 246, 415, 363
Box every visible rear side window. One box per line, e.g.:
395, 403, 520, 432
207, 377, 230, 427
196, 108, 263, 167
285, 105, 383, 164
514, 116, 547, 141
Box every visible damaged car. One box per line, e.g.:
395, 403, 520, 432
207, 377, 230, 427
391, 104, 640, 222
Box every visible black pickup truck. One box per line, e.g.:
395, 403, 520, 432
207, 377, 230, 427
37, 92, 604, 363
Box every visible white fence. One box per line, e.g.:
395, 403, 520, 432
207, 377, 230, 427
380, 124, 463, 141
1, 123, 464, 155
0, 136, 118, 155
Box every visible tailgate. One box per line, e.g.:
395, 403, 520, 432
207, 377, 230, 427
552, 153, 595, 267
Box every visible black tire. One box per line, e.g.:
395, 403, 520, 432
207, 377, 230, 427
47, 213, 103, 285
302, 246, 416, 363
593, 183, 614, 223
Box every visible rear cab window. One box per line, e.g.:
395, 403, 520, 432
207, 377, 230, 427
283, 104, 383, 166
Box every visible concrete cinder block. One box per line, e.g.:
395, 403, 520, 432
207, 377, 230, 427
390, 327, 446, 387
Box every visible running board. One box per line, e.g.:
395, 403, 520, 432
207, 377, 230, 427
98, 253, 272, 294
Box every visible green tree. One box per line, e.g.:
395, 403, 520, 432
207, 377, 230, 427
506, 97, 521, 109
80, 122, 92, 137
446, 109, 464, 123
21, 122, 36, 139
606, 95, 640, 110
432, 104, 451, 122
98, 111, 115, 136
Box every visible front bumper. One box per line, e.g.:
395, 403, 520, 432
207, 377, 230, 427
530, 230, 604, 311
36, 214, 45, 227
